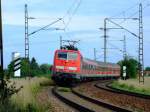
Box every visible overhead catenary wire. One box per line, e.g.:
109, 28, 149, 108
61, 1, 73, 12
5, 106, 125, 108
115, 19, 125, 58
56, 0, 82, 40
110, 2, 140, 18
28, 18, 62, 36
62, 0, 82, 30
111, 1, 150, 25
62, 0, 77, 19
110, 0, 149, 18
5, 40, 58, 47
107, 41, 137, 59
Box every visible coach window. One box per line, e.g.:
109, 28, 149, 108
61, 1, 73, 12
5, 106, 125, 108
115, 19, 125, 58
92, 65, 94, 70
68, 52, 78, 60
83, 65, 85, 69
94, 66, 96, 70
85, 65, 87, 69
91, 65, 93, 70
82, 64, 83, 68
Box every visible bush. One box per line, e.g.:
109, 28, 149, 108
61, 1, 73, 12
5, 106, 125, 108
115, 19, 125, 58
0, 66, 22, 112
118, 58, 138, 79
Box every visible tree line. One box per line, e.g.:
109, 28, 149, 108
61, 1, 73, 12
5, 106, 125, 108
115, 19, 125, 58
5, 57, 52, 78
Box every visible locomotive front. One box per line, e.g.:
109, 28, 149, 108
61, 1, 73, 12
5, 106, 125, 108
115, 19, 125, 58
52, 49, 81, 82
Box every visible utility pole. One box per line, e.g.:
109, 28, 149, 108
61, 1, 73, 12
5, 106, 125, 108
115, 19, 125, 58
100, 4, 144, 84
104, 18, 107, 63
25, 4, 29, 59
123, 35, 127, 59
94, 48, 96, 61
138, 3, 144, 83
25, 4, 62, 57
0, 0, 4, 89
60, 36, 62, 49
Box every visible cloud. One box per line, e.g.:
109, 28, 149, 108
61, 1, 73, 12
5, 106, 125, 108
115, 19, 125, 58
3, 11, 105, 32
2, 0, 150, 67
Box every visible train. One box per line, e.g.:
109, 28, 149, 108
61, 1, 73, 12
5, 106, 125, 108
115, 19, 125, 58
51, 48, 120, 84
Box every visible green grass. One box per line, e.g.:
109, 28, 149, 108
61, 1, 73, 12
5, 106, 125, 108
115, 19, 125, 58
35, 73, 52, 79
58, 87, 71, 92
0, 77, 54, 112
111, 81, 150, 95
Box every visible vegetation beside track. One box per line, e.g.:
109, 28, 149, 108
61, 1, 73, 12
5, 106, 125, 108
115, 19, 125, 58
0, 77, 54, 112
117, 58, 138, 79
111, 78, 150, 95
6, 57, 52, 78
58, 87, 71, 92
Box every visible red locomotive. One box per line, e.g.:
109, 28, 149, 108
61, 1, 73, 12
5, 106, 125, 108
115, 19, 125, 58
52, 47, 120, 83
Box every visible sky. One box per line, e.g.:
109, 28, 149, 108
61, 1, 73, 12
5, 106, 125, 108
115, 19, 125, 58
1, 0, 150, 68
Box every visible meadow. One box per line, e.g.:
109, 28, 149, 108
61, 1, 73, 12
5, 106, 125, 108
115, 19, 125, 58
111, 77, 150, 95
0, 77, 54, 112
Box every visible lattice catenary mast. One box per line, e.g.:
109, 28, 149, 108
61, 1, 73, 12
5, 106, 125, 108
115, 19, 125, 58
25, 4, 29, 59
138, 3, 144, 83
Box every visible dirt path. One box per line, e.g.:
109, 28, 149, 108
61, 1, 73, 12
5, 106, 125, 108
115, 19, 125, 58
37, 87, 78, 112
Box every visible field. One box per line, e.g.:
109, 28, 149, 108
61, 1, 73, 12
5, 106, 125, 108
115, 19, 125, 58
112, 77, 150, 95
1, 77, 54, 112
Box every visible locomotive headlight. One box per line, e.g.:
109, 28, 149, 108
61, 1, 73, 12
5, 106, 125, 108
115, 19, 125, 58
56, 66, 64, 69
68, 67, 77, 70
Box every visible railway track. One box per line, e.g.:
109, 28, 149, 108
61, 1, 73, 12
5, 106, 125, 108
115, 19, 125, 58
77, 80, 150, 112
52, 83, 132, 112
95, 81, 150, 99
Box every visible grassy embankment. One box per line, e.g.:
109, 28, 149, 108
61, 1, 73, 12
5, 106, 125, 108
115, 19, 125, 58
0, 76, 54, 112
111, 77, 150, 95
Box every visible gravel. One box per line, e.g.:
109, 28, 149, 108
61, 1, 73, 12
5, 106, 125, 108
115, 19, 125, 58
48, 87, 78, 112
76, 81, 150, 112
58, 89, 112, 112
37, 87, 77, 112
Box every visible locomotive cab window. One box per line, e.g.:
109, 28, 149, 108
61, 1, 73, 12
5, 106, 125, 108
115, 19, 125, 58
68, 52, 78, 60
57, 52, 67, 59
57, 52, 78, 60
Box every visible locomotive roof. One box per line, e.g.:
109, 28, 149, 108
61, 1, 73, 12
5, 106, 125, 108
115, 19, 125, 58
56, 49, 80, 53
83, 58, 120, 68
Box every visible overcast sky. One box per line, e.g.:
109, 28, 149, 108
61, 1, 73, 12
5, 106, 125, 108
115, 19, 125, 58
2, 0, 150, 68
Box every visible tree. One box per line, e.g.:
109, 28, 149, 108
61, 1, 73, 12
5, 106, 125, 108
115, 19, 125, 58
30, 57, 40, 77
118, 58, 138, 79
21, 58, 30, 77
40, 64, 51, 74
6, 58, 30, 78
6, 61, 14, 78
7, 57, 51, 78
145, 67, 150, 71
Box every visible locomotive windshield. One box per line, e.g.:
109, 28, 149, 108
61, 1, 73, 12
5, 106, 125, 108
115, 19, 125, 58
68, 52, 78, 60
57, 52, 78, 60
58, 52, 67, 59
